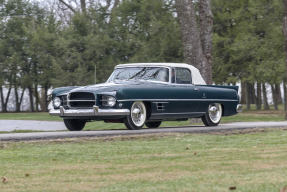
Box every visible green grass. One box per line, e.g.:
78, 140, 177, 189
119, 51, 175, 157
0, 130, 47, 134
1, 129, 287, 191
0, 104, 286, 131
0, 112, 60, 121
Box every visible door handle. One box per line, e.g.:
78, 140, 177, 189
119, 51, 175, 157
194, 88, 199, 91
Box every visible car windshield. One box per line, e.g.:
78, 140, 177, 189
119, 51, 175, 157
107, 67, 169, 83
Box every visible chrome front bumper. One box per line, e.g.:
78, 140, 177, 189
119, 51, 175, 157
236, 104, 243, 113
49, 105, 130, 117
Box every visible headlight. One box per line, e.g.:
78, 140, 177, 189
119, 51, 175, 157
53, 97, 62, 107
102, 95, 116, 107
107, 96, 116, 107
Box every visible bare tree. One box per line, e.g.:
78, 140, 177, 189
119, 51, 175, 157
283, 0, 287, 119
199, 0, 213, 84
175, 0, 213, 84
54, 0, 120, 23
59, 0, 76, 13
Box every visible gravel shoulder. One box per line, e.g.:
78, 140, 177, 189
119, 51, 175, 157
0, 120, 66, 132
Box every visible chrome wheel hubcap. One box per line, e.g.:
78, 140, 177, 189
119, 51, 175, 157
131, 102, 146, 126
208, 103, 222, 123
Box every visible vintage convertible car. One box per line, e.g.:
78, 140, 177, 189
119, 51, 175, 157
49, 63, 242, 131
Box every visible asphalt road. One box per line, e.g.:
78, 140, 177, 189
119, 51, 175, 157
0, 121, 286, 141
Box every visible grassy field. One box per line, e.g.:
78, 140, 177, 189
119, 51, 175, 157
1, 129, 287, 191
0, 104, 286, 131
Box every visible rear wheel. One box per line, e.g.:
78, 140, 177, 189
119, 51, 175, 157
64, 119, 86, 131
201, 103, 222, 126
145, 121, 162, 128
124, 101, 146, 130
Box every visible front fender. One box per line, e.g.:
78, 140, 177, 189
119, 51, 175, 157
52, 86, 79, 99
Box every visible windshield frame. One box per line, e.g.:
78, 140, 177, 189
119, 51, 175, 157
107, 66, 171, 84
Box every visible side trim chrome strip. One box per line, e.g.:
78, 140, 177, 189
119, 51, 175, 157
118, 99, 238, 102
152, 112, 205, 115
68, 100, 95, 102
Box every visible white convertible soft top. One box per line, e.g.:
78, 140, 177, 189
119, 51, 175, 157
115, 63, 206, 85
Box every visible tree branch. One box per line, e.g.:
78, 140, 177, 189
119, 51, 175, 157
59, 0, 76, 13
80, 0, 86, 13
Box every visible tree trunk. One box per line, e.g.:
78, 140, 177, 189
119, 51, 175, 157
28, 86, 34, 112
245, 82, 250, 110
199, 0, 213, 84
35, 85, 39, 112
256, 82, 262, 110
284, 81, 286, 111
175, 0, 211, 84
19, 88, 25, 112
283, 0, 287, 119
262, 83, 270, 110
1, 85, 12, 112
251, 83, 256, 105
14, 86, 20, 112
80, 0, 86, 13
44, 85, 48, 112
271, 84, 278, 110
15, 87, 26, 112
0, 86, 6, 112
275, 84, 283, 104
241, 81, 246, 104
248, 83, 256, 104
38, 87, 47, 112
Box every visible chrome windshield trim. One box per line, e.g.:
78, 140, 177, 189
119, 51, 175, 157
107, 66, 171, 83
49, 105, 130, 117
118, 99, 239, 102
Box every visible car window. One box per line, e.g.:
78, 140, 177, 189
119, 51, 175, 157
172, 68, 192, 84
107, 67, 169, 83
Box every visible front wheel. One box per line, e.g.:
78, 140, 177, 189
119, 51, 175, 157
64, 119, 86, 131
201, 103, 222, 126
124, 101, 147, 130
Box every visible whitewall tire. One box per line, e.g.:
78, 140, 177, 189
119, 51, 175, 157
201, 103, 222, 126
124, 102, 147, 130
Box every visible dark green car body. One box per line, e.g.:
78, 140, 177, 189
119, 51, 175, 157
49, 63, 241, 130
51, 82, 239, 118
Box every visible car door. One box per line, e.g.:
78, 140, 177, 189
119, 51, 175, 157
169, 68, 200, 114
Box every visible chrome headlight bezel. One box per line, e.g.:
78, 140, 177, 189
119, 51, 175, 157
107, 96, 116, 107
53, 97, 62, 108
102, 95, 116, 107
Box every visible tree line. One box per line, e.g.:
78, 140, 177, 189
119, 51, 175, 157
0, 0, 286, 113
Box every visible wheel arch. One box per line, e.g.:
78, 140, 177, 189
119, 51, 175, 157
220, 103, 225, 116
143, 101, 152, 120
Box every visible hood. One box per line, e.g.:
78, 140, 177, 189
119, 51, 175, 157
53, 80, 169, 98
69, 81, 139, 94
67, 80, 169, 95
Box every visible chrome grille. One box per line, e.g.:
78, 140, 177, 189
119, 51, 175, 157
68, 92, 95, 108
61, 95, 68, 106
101, 95, 109, 106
